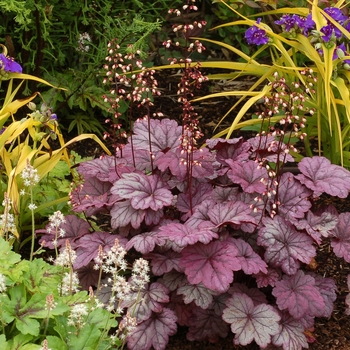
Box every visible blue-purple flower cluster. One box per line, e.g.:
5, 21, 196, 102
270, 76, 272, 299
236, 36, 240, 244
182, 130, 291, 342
245, 7, 350, 67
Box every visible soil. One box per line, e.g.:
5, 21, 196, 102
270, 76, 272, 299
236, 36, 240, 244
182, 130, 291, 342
64, 70, 350, 350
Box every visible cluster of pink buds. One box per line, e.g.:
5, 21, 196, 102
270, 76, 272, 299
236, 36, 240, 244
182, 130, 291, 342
253, 69, 316, 218
102, 39, 161, 151
166, 1, 208, 162
163, 1, 207, 61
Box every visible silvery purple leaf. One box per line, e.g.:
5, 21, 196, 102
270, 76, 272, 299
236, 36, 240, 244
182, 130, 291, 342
272, 270, 325, 319
330, 212, 350, 262
296, 156, 350, 198
222, 293, 281, 347
127, 308, 177, 350
110, 200, 145, 229
226, 159, 268, 193
130, 117, 182, 152
258, 216, 315, 275
227, 238, 268, 275
177, 282, 218, 308
275, 172, 312, 220
272, 311, 309, 350
111, 172, 173, 211
180, 241, 240, 293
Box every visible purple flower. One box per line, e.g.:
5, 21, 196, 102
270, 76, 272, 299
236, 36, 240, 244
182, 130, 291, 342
0, 54, 22, 73
275, 14, 300, 32
320, 24, 342, 42
324, 7, 347, 23
245, 18, 269, 46
275, 14, 315, 35
298, 14, 315, 35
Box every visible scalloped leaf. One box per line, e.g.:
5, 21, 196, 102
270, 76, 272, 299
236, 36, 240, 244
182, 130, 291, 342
272, 270, 325, 319
74, 232, 127, 269
228, 238, 268, 275
222, 293, 281, 347
207, 200, 256, 228
226, 159, 268, 193
275, 172, 312, 220
131, 117, 182, 153
126, 230, 166, 254
187, 307, 230, 343
145, 250, 183, 276
127, 308, 177, 350
111, 173, 173, 210
180, 241, 240, 293
296, 156, 350, 198
177, 282, 218, 309
157, 223, 218, 248
110, 200, 145, 229
258, 216, 315, 275
272, 311, 309, 350
330, 212, 350, 262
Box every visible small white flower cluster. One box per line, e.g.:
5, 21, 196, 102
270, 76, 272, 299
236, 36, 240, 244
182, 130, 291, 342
55, 240, 77, 267
21, 159, 39, 187
46, 211, 66, 248
76, 32, 91, 52
0, 273, 7, 293
0, 193, 16, 237
67, 303, 88, 328
39, 339, 51, 350
60, 271, 80, 296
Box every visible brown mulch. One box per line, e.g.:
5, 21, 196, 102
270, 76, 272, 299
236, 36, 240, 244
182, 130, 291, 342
65, 70, 350, 350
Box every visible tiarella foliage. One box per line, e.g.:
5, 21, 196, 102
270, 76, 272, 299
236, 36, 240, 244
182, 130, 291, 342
39, 116, 350, 350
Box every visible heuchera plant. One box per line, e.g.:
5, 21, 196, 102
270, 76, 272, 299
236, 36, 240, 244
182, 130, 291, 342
37, 1, 350, 349
37, 106, 350, 349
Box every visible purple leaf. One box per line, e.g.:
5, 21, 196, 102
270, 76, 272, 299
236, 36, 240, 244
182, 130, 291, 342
228, 283, 267, 305
206, 137, 250, 165
38, 215, 90, 249
258, 216, 315, 275
275, 172, 312, 219
185, 200, 214, 229
131, 117, 182, 153
254, 267, 281, 288
296, 156, 350, 198
127, 308, 177, 350
177, 282, 218, 308
158, 271, 188, 292
272, 270, 325, 319
180, 241, 240, 293
248, 135, 294, 163
77, 156, 125, 181
207, 200, 256, 228
176, 183, 213, 218
157, 223, 218, 248
111, 173, 173, 210
76, 262, 100, 290
294, 209, 338, 244
126, 230, 166, 254
272, 311, 309, 350
74, 232, 127, 269
110, 200, 145, 229
145, 250, 183, 276
70, 177, 112, 213
168, 292, 195, 326
226, 159, 268, 193
222, 293, 281, 347
228, 238, 268, 275
308, 273, 337, 317
187, 307, 230, 342
154, 148, 187, 181
122, 282, 169, 322
330, 212, 350, 262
